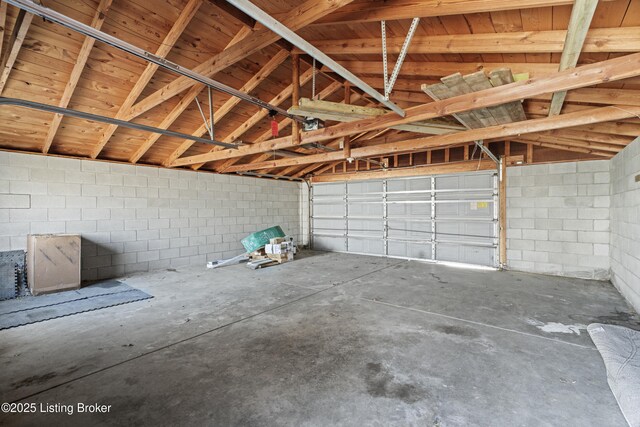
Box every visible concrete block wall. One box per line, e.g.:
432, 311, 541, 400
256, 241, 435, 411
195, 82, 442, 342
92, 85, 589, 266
0, 151, 302, 281
506, 160, 611, 280
610, 136, 640, 312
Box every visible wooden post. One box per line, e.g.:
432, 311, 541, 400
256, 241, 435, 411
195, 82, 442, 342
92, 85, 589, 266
499, 156, 507, 268
291, 53, 301, 144
527, 143, 533, 163
343, 83, 351, 158
504, 140, 511, 157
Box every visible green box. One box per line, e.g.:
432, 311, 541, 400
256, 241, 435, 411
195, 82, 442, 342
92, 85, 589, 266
241, 226, 285, 253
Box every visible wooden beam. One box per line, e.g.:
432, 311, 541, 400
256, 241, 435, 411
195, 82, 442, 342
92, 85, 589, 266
548, 0, 599, 116
532, 88, 640, 106
91, 0, 203, 159
171, 52, 640, 167
290, 98, 463, 135
127, 0, 353, 121
291, 53, 301, 145
0, 8, 34, 95
343, 83, 351, 159
214, 105, 640, 172
499, 157, 507, 268
311, 0, 613, 26
527, 144, 534, 163
514, 138, 612, 157
42, 0, 113, 154
322, 61, 559, 79
0, 3, 7, 61
295, 27, 639, 55
310, 160, 497, 183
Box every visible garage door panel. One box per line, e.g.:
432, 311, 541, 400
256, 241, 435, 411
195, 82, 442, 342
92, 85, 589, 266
312, 171, 498, 267
348, 237, 385, 255
436, 243, 495, 266
388, 241, 434, 259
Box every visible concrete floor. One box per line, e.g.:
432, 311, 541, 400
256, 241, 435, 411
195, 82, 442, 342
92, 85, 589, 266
1, 251, 639, 426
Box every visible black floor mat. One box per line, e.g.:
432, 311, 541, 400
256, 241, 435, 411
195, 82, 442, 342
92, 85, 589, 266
0, 280, 153, 330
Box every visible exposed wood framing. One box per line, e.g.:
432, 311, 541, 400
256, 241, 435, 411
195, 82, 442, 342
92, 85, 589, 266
289, 98, 463, 134
127, 0, 354, 121
499, 157, 507, 267
0, 7, 34, 95
310, 0, 614, 26
548, 0, 599, 116
296, 27, 639, 54
214, 81, 344, 173
190, 68, 314, 170
42, 0, 113, 154
0, 3, 7, 59
291, 53, 301, 145
127, 25, 256, 164
90, 0, 203, 159
161, 49, 289, 167
216, 105, 639, 173
172, 52, 640, 167
310, 159, 497, 183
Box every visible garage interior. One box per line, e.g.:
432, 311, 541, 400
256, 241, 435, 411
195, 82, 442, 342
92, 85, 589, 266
0, 0, 639, 425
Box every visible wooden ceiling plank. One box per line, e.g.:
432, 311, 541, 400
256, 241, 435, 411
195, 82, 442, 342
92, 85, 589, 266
42, 0, 113, 154
421, 82, 484, 129
441, 73, 499, 127
294, 27, 640, 55
548, 0, 599, 116
127, 0, 354, 121
0, 8, 34, 95
464, 71, 522, 124
321, 61, 560, 78
90, 0, 204, 159
311, 0, 614, 26
160, 49, 289, 167
487, 69, 528, 121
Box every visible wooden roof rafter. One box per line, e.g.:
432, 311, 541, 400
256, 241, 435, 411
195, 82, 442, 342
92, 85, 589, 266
42, 0, 114, 154
90, 0, 204, 159
0, 5, 34, 95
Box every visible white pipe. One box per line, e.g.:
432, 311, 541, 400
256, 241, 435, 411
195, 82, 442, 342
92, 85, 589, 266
225, 0, 406, 117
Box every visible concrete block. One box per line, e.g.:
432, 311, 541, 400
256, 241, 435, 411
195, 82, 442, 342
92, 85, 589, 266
49, 208, 81, 221
578, 231, 610, 244
549, 185, 578, 197
577, 160, 609, 173
66, 220, 97, 233
549, 230, 577, 242
65, 171, 96, 185
577, 208, 609, 220
97, 220, 124, 232
82, 184, 110, 197
82, 208, 111, 220
30, 221, 65, 234
0, 194, 30, 209
562, 242, 593, 256
563, 219, 594, 231
548, 162, 576, 174
522, 229, 548, 241
124, 240, 147, 253
66, 196, 97, 209
48, 183, 81, 196
110, 231, 137, 243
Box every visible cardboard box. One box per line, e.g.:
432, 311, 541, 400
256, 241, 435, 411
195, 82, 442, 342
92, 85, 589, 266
265, 243, 286, 254
27, 234, 81, 295
269, 237, 285, 244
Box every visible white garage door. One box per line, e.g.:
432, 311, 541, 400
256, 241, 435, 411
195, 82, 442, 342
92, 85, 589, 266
311, 171, 499, 267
